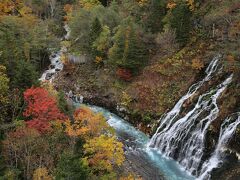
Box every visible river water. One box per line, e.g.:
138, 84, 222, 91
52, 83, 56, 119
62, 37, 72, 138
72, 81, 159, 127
40, 48, 195, 179
74, 104, 194, 180
40, 30, 239, 179
39, 24, 194, 180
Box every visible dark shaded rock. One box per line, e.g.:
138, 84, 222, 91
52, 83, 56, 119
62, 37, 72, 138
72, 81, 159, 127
51, 54, 57, 58
50, 64, 55, 69
228, 126, 240, 153
46, 73, 54, 80
211, 150, 240, 180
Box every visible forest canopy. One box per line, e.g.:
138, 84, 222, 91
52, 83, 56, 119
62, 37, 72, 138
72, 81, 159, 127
0, 0, 239, 179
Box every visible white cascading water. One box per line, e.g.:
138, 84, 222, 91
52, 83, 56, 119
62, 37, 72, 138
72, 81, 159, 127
198, 113, 240, 180
149, 55, 236, 177
39, 50, 64, 82
39, 25, 71, 82
39, 24, 239, 179
150, 54, 221, 139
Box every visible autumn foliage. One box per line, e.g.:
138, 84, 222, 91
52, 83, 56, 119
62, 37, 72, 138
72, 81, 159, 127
191, 58, 204, 70
3, 127, 43, 179
65, 107, 124, 175
65, 107, 110, 138
84, 135, 125, 172
116, 68, 132, 81
23, 87, 66, 133
3, 125, 70, 179
33, 167, 52, 180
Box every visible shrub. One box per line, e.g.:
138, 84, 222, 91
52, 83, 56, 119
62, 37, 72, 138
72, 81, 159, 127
155, 29, 179, 53
116, 68, 132, 81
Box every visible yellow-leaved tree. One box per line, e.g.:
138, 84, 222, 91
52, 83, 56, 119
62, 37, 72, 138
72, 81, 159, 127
0, 65, 9, 124
0, 0, 32, 16
186, 0, 195, 11
33, 167, 52, 180
79, 0, 100, 10
167, 2, 177, 9
65, 107, 125, 177
84, 134, 125, 172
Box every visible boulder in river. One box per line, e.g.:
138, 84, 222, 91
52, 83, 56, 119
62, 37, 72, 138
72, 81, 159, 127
50, 64, 55, 69
46, 73, 54, 80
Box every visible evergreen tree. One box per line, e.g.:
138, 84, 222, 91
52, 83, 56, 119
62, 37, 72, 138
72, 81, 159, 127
57, 90, 74, 116
0, 144, 5, 177
0, 15, 58, 73
89, 17, 102, 56
0, 65, 9, 125
0, 128, 6, 177
144, 0, 167, 33
11, 60, 39, 91
55, 152, 89, 180
167, 2, 192, 45
89, 17, 102, 43
109, 20, 148, 75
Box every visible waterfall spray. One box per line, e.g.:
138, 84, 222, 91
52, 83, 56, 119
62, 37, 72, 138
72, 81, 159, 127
149, 55, 222, 147
198, 113, 240, 179
148, 55, 237, 177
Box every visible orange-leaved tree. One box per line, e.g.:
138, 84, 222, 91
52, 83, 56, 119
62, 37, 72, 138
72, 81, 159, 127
65, 107, 112, 138
23, 87, 66, 133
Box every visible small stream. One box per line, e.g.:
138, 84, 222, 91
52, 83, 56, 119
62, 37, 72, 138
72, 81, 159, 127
75, 104, 194, 180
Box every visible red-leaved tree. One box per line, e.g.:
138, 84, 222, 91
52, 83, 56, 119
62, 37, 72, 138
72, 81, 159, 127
23, 87, 66, 133
116, 68, 132, 81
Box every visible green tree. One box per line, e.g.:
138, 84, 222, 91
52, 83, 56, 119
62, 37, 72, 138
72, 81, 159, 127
89, 17, 102, 56
90, 4, 120, 31
0, 65, 9, 125
0, 66, 9, 175
92, 25, 111, 63
164, 2, 192, 45
0, 142, 5, 176
0, 15, 59, 78
69, 8, 92, 54
109, 19, 148, 74
67, 2, 120, 57
57, 90, 73, 116
93, 25, 111, 52
144, 0, 167, 33
11, 60, 39, 90
55, 152, 89, 180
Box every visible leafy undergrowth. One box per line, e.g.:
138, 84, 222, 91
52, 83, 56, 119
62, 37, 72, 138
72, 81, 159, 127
53, 0, 240, 135
55, 41, 215, 131
121, 42, 212, 125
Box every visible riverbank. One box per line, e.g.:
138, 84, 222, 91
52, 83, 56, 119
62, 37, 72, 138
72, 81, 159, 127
53, 55, 240, 179
83, 105, 194, 180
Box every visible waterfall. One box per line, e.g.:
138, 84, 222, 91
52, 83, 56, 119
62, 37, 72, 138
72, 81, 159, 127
198, 113, 240, 180
149, 55, 221, 142
149, 55, 235, 177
